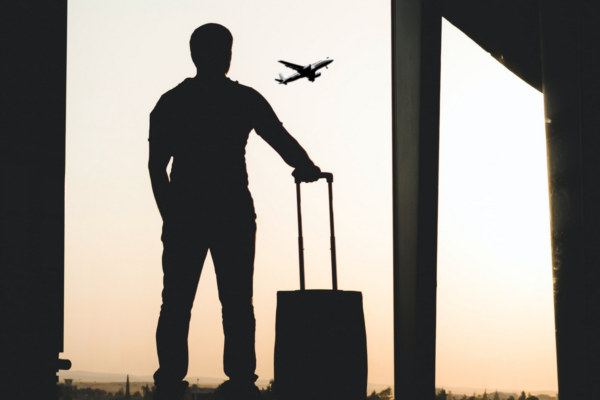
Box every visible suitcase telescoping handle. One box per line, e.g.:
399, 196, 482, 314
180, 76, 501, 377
295, 172, 337, 291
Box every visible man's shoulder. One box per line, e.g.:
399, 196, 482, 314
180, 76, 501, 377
158, 77, 260, 98
225, 78, 264, 99
152, 77, 266, 115
159, 78, 194, 101
151, 79, 196, 116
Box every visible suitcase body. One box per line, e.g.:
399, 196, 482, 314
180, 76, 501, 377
274, 173, 368, 400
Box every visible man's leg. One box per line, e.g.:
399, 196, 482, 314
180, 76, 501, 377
154, 222, 209, 396
210, 219, 258, 386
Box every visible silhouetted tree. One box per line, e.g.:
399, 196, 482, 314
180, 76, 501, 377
518, 391, 527, 400
448, 390, 454, 400
379, 387, 393, 400
507, 396, 515, 400
493, 390, 500, 400
526, 395, 539, 400
261, 380, 275, 400
460, 395, 468, 400
436, 388, 447, 400
368, 387, 393, 400
125, 375, 131, 399
142, 384, 155, 400
482, 389, 489, 400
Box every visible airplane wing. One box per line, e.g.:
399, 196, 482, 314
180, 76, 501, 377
278, 61, 304, 72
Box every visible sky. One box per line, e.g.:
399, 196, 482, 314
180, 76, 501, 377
63, 0, 557, 393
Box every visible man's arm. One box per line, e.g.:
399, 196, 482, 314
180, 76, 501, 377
148, 97, 173, 220
148, 144, 172, 220
252, 91, 321, 182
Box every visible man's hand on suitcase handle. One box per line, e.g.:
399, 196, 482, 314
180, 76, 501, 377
292, 164, 323, 183
293, 166, 333, 183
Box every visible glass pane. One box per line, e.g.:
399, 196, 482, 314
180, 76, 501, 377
63, 0, 392, 397
436, 19, 558, 400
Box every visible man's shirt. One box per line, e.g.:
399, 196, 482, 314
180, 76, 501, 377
149, 76, 315, 220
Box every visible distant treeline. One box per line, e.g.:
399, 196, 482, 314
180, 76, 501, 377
436, 388, 556, 400
58, 386, 141, 399
58, 380, 395, 400
58, 381, 559, 400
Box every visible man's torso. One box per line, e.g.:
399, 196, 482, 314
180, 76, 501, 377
151, 77, 260, 220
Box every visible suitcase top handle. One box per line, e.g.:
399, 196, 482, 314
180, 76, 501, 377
295, 172, 337, 291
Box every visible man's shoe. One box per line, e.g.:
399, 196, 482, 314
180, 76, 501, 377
246, 384, 263, 400
219, 380, 263, 400
154, 381, 189, 400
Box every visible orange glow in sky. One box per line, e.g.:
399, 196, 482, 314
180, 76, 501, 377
63, 0, 556, 393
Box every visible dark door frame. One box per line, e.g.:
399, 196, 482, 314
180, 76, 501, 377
4, 1, 599, 399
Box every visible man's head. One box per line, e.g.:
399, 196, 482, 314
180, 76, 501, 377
190, 23, 233, 76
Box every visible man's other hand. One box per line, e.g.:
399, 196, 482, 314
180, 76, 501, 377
292, 165, 322, 183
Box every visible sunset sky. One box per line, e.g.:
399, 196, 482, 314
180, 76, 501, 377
63, 0, 557, 392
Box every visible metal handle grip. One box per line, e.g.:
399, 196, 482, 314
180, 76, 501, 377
294, 172, 333, 184
295, 172, 337, 291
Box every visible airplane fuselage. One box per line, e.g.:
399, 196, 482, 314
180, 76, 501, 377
276, 57, 334, 85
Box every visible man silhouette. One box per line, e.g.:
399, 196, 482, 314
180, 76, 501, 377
148, 23, 322, 400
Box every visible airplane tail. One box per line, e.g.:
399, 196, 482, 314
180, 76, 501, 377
275, 73, 286, 84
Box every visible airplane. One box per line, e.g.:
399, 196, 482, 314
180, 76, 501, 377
275, 57, 334, 85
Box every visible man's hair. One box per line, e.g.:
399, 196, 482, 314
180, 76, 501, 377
190, 23, 233, 74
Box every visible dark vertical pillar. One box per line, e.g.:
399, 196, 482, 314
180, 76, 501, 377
391, 0, 442, 398
2, 2, 69, 399
540, 0, 600, 398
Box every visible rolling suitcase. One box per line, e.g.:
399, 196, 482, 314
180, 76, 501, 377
274, 172, 368, 400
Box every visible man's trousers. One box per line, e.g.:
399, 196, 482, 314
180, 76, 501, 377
153, 214, 258, 392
